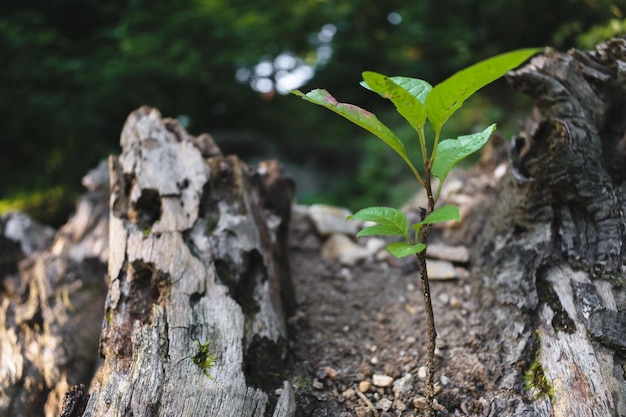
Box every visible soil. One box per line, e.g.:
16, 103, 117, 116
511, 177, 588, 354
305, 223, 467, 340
286, 162, 503, 417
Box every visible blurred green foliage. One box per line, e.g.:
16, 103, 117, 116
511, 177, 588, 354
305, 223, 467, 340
1, 0, 624, 224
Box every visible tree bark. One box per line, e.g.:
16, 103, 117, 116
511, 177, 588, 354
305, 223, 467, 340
82, 107, 295, 417
0, 162, 109, 417
471, 38, 626, 416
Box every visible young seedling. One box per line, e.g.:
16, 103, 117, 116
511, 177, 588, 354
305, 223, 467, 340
293, 48, 540, 416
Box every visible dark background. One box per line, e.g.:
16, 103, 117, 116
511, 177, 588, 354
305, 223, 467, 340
2, 0, 625, 225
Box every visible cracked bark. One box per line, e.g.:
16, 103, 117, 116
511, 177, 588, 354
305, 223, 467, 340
82, 107, 295, 417
471, 38, 626, 416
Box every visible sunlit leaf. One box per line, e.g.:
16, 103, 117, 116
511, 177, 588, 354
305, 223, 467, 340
386, 241, 426, 258
292, 89, 418, 178
426, 48, 541, 135
348, 206, 409, 239
361, 75, 432, 104
361, 71, 427, 131
422, 205, 461, 224
432, 123, 496, 183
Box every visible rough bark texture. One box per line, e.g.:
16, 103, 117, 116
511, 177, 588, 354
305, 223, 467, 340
471, 38, 626, 416
0, 162, 109, 417
82, 107, 295, 417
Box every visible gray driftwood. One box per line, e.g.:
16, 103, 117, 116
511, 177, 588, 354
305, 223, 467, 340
81, 107, 295, 417
0, 162, 109, 417
471, 38, 626, 416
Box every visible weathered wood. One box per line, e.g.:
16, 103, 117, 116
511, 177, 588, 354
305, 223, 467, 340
471, 38, 626, 416
0, 162, 109, 417
83, 107, 295, 416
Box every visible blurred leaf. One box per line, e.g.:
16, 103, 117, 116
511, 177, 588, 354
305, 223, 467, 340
386, 241, 426, 258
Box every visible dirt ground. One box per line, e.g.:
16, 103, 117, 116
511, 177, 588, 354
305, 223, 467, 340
284, 153, 510, 417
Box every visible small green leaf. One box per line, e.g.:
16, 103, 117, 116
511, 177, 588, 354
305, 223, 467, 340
426, 48, 541, 135
357, 224, 403, 238
422, 205, 461, 224
362, 71, 427, 131
349, 206, 409, 239
386, 241, 427, 258
293, 89, 419, 180
432, 123, 496, 183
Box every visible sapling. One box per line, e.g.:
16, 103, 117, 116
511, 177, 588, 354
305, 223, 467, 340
293, 48, 540, 416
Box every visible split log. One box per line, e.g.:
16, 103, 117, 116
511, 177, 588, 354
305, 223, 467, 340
81, 107, 295, 416
471, 38, 626, 416
0, 162, 109, 417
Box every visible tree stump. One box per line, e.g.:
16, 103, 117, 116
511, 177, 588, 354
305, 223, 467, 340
0, 162, 109, 417
82, 107, 295, 417
471, 38, 626, 416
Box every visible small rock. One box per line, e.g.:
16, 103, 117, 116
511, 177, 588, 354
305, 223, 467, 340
359, 380, 371, 393
392, 373, 414, 397
440, 375, 451, 386
342, 388, 356, 399
325, 366, 338, 379
455, 266, 471, 280
393, 399, 407, 411
413, 397, 445, 411
375, 398, 393, 411
449, 296, 461, 308
417, 366, 427, 380
312, 379, 324, 390
308, 204, 358, 236
370, 356, 379, 365
365, 237, 387, 254
426, 259, 457, 280
354, 406, 373, 417
426, 243, 470, 263
437, 292, 450, 305
322, 233, 370, 266
372, 374, 394, 387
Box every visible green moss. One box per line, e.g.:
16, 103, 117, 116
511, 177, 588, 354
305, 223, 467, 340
524, 353, 554, 402
192, 340, 217, 379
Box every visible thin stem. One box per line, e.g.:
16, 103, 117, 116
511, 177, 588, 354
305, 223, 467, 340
418, 161, 437, 417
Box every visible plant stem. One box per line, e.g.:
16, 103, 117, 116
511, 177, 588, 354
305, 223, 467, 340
419, 163, 437, 417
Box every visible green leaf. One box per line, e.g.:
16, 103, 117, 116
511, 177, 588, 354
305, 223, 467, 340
356, 224, 403, 238
422, 205, 461, 224
361, 71, 427, 131
293, 89, 419, 180
386, 241, 427, 258
426, 48, 541, 135
432, 123, 496, 183
361, 75, 432, 105
349, 206, 409, 239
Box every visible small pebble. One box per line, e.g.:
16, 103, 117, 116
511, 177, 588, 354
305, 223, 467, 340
449, 296, 461, 308
359, 380, 371, 393
372, 374, 394, 387
375, 398, 393, 411
438, 293, 450, 305
325, 366, 338, 379
417, 366, 427, 380
312, 379, 324, 390
394, 399, 407, 411
370, 356, 379, 365
342, 388, 356, 399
